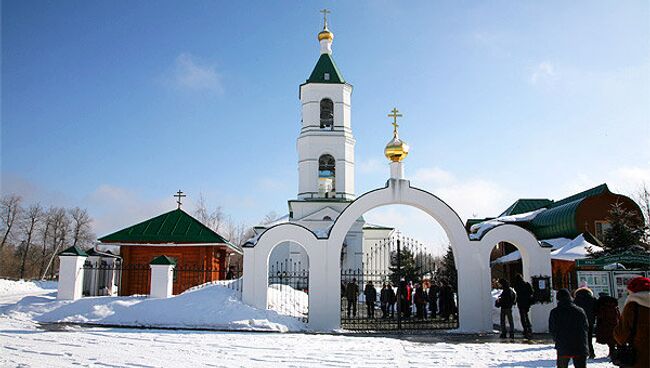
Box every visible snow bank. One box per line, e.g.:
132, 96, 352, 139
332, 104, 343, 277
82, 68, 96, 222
267, 284, 308, 318
0, 279, 57, 296
3, 283, 307, 332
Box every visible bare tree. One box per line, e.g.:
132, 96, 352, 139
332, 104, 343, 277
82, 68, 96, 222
39, 208, 53, 278
1, 194, 22, 251
193, 193, 226, 233
634, 183, 650, 246
18, 203, 43, 279
69, 207, 94, 249
42, 207, 70, 279
260, 211, 278, 225
223, 217, 254, 247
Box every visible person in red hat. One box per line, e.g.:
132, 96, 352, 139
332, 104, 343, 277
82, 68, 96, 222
614, 276, 650, 368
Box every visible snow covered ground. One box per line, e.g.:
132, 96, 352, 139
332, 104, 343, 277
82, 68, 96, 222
1, 279, 613, 367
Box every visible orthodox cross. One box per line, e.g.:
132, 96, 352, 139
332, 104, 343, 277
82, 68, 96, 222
174, 190, 186, 209
320, 8, 331, 28
388, 107, 403, 135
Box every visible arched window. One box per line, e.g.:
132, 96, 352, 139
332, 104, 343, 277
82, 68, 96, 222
318, 154, 336, 198
320, 98, 334, 129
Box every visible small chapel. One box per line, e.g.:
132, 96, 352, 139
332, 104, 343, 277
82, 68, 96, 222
97, 192, 242, 295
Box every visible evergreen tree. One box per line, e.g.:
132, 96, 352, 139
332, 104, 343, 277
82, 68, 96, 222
437, 245, 458, 290
592, 202, 648, 256
388, 247, 421, 285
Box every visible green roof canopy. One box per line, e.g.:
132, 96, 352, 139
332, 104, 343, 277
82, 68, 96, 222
499, 199, 553, 217
306, 53, 345, 84
59, 245, 88, 257
98, 208, 230, 245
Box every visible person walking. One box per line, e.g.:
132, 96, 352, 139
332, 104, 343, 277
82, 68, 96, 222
613, 276, 650, 368
398, 280, 411, 319
594, 292, 620, 359
414, 283, 427, 319
513, 273, 534, 339
439, 282, 456, 321
496, 278, 517, 339
549, 289, 589, 368
345, 278, 359, 318
364, 280, 377, 319
573, 283, 597, 359
428, 282, 439, 318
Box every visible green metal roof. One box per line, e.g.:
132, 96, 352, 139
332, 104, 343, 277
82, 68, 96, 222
499, 199, 553, 217
98, 208, 230, 245
306, 53, 345, 84
529, 184, 610, 239
59, 245, 88, 257
150, 255, 177, 265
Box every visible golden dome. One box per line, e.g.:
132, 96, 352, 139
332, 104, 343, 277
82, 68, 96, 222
318, 28, 333, 41
385, 136, 409, 162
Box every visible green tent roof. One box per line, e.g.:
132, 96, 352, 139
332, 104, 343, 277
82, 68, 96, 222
59, 245, 88, 257
306, 53, 345, 84
499, 199, 553, 217
150, 255, 177, 265
98, 208, 230, 245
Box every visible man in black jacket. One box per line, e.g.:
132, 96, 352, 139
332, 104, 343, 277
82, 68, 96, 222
573, 285, 596, 359
364, 281, 377, 319
497, 278, 517, 339
513, 273, 534, 339
549, 289, 589, 368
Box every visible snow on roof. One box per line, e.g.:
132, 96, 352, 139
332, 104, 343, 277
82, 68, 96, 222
540, 237, 572, 250
470, 208, 545, 240
491, 233, 603, 265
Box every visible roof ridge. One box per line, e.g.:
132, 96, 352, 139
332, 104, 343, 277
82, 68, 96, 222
549, 183, 609, 208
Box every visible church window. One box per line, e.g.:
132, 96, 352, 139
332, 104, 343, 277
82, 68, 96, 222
318, 154, 336, 198
324, 73, 330, 80
320, 98, 334, 129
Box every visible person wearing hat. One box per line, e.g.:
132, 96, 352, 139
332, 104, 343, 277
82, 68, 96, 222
613, 276, 650, 368
549, 288, 589, 368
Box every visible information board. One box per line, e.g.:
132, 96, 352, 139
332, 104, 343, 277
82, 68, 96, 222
576, 271, 611, 296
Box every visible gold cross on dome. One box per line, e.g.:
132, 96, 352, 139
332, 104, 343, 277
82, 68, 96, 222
388, 107, 403, 134
320, 8, 331, 28
174, 190, 186, 209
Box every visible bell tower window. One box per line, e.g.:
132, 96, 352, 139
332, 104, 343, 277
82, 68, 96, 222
318, 154, 336, 198
320, 98, 334, 129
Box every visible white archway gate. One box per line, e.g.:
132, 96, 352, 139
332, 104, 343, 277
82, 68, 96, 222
243, 179, 553, 332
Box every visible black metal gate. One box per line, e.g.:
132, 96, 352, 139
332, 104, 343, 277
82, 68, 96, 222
341, 237, 459, 331
267, 259, 309, 322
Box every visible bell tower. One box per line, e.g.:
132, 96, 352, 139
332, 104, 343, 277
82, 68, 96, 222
297, 11, 355, 201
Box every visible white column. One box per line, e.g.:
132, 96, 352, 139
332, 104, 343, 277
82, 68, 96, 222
57, 255, 87, 300
242, 247, 258, 307
389, 161, 404, 179
150, 264, 175, 298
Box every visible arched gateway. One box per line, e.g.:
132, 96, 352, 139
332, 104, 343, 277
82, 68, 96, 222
243, 175, 553, 332
243, 15, 553, 332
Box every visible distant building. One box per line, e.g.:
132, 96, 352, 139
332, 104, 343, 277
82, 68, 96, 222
467, 183, 644, 289
98, 208, 242, 295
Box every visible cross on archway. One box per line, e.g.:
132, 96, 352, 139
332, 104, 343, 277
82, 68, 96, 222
174, 190, 186, 209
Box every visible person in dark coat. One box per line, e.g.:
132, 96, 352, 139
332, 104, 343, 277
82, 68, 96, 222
549, 288, 589, 368
594, 292, 620, 358
439, 282, 456, 321
513, 273, 534, 339
573, 284, 597, 359
364, 281, 377, 318
428, 283, 439, 318
496, 278, 517, 339
414, 283, 427, 319
380, 283, 389, 318
397, 280, 411, 318
387, 283, 396, 318
613, 276, 650, 368
344, 278, 359, 318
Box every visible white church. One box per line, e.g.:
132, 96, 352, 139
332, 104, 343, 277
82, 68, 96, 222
249, 15, 422, 274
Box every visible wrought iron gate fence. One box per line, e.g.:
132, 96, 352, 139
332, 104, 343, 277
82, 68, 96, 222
267, 259, 309, 322
341, 236, 459, 331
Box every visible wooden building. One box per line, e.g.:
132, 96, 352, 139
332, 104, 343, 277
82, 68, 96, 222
98, 208, 242, 295
468, 184, 644, 289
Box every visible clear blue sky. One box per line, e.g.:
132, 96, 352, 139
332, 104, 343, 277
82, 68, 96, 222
2, 1, 649, 251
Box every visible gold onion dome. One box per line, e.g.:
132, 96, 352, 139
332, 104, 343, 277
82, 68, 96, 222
385, 136, 409, 162
318, 28, 333, 41
384, 107, 409, 162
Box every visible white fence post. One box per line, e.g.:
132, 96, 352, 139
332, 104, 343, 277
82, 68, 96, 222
150, 256, 176, 298
57, 246, 88, 300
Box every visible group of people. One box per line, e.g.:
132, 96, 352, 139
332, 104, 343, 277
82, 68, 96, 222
342, 278, 457, 321
549, 276, 649, 368
497, 274, 649, 368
